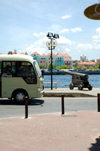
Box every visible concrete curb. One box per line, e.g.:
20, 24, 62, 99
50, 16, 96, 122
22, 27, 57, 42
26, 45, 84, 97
43, 88, 100, 97
43, 92, 95, 97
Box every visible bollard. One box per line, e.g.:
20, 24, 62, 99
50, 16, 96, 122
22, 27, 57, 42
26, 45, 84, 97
97, 93, 100, 112
25, 96, 29, 118
61, 95, 65, 115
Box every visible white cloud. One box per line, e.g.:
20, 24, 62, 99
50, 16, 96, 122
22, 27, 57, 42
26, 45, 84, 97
93, 43, 100, 50
76, 42, 100, 52
60, 27, 82, 34
71, 27, 82, 33
25, 37, 48, 55
58, 36, 72, 45
21, 28, 100, 59
33, 32, 45, 37
92, 27, 100, 42
50, 24, 61, 32
96, 27, 100, 33
77, 43, 93, 51
92, 35, 100, 42
55, 36, 72, 53
24, 35, 72, 55
65, 48, 71, 52
61, 15, 72, 19
60, 28, 69, 34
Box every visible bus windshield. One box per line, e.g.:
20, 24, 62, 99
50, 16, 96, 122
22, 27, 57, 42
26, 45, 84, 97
34, 61, 42, 78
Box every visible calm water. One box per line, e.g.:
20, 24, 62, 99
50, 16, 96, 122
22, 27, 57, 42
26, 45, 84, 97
44, 74, 100, 88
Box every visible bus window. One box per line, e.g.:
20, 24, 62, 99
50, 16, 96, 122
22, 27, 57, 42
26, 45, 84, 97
34, 61, 42, 78
12, 62, 17, 76
2, 62, 12, 77
16, 61, 37, 84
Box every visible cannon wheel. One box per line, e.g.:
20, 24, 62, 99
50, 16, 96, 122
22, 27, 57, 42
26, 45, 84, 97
69, 83, 74, 90
78, 85, 83, 90
88, 85, 92, 91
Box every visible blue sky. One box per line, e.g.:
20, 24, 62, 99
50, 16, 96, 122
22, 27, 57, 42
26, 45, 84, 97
0, 0, 100, 60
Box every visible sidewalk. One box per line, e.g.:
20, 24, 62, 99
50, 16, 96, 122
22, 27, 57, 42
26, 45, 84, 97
0, 111, 100, 151
44, 88, 100, 97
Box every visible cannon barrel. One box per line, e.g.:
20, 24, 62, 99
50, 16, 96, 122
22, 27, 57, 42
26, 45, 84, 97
64, 70, 88, 77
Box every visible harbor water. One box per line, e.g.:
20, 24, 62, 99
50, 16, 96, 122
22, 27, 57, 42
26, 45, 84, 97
44, 74, 100, 88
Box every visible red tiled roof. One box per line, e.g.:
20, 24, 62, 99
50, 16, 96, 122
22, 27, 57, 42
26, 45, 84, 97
32, 51, 40, 55
20, 52, 25, 55
41, 53, 46, 56
57, 53, 70, 57
78, 62, 96, 65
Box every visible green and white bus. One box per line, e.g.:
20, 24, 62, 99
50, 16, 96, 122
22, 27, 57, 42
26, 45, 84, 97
0, 55, 44, 102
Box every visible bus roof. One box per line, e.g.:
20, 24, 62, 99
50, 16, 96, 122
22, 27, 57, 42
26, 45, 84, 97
0, 54, 35, 62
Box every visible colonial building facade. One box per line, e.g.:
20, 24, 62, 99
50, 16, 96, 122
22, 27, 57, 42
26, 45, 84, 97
31, 51, 73, 68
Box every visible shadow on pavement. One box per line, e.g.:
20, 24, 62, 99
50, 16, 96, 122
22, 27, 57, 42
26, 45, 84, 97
89, 136, 100, 151
0, 99, 44, 106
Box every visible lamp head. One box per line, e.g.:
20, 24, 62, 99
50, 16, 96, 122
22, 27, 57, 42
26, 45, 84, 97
53, 34, 59, 39
47, 32, 53, 38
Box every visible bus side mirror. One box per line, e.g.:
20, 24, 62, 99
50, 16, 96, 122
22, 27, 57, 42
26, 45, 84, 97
41, 70, 44, 78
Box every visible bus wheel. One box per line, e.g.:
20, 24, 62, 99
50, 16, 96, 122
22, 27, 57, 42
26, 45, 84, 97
13, 90, 29, 103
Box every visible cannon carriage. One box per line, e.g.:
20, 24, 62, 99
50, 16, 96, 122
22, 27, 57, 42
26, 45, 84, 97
65, 70, 92, 90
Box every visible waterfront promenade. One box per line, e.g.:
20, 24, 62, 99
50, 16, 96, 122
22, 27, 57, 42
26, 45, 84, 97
44, 87, 100, 97
0, 88, 100, 151
0, 111, 100, 151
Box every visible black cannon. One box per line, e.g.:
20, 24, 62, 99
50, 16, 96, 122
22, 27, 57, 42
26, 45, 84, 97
65, 70, 92, 90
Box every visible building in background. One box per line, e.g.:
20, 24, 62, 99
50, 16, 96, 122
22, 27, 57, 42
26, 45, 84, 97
31, 51, 73, 68
77, 61, 96, 68
55, 53, 72, 68
96, 59, 100, 64
31, 51, 40, 63
55, 53, 64, 66
46, 53, 56, 68
80, 55, 88, 62
39, 54, 47, 68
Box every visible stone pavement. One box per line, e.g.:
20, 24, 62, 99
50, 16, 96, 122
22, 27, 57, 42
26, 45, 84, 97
0, 111, 100, 151
44, 88, 100, 97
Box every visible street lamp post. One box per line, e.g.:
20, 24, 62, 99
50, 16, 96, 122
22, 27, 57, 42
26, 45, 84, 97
46, 32, 59, 90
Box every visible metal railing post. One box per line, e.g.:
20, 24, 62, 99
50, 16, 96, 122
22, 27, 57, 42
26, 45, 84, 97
97, 93, 100, 112
61, 95, 65, 115
25, 96, 29, 118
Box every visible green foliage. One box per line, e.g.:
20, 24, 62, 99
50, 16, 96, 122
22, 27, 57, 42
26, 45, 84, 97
89, 66, 94, 70
48, 64, 56, 70
81, 66, 88, 69
95, 64, 99, 69
56, 65, 70, 69
39, 65, 46, 69
73, 65, 81, 69
73, 64, 99, 70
